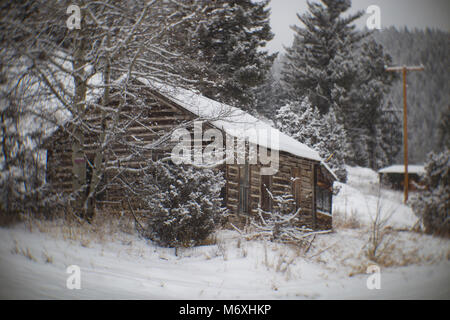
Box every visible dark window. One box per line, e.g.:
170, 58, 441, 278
85, 162, 93, 197
261, 174, 272, 211
238, 164, 250, 214
315, 185, 332, 213
291, 167, 301, 209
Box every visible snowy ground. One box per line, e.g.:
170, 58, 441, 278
0, 167, 449, 300
333, 166, 419, 229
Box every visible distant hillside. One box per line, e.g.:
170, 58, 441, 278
372, 27, 450, 164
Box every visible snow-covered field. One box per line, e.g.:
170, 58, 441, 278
0, 167, 449, 300
333, 166, 419, 229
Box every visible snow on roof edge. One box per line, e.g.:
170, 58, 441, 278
137, 78, 331, 165
378, 165, 425, 174
321, 161, 339, 181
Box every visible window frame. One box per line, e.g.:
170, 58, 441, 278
238, 163, 250, 214
261, 174, 272, 212
315, 185, 332, 214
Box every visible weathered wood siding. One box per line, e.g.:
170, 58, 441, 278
225, 147, 333, 230
46, 89, 198, 214
46, 87, 333, 230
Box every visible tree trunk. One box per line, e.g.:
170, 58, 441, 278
85, 31, 112, 222
71, 28, 88, 219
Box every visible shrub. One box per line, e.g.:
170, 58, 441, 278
143, 161, 227, 247
251, 192, 318, 246
410, 149, 450, 237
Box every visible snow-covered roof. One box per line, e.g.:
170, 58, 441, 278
378, 165, 425, 175
138, 78, 337, 180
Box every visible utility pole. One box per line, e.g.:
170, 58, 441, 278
386, 65, 424, 203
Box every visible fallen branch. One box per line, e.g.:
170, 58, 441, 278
229, 223, 243, 234
304, 234, 316, 254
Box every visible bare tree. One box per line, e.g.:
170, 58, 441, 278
0, 0, 211, 221
365, 187, 395, 262
0, 53, 48, 219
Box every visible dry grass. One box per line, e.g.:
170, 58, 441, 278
348, 263, 373, 277
42, 249, 53, 264
347, 229, 450, 276
0, 212, 22, 227
19, 210, 138, 246
11, 240, 37, 262
198, 233, 218, 246
332, 209, 361, 229
256, 242, 298, 280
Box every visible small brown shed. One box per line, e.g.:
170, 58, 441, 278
378, 165, 425, 191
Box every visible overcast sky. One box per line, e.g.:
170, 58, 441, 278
266, 0, 450, 53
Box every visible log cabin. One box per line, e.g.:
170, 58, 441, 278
45, 78, 337, 230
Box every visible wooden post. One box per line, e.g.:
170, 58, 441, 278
402, 67, 408, 203
386, 65, 424, 203
312, 164, 317, 230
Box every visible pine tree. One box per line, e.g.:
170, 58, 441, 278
275, 99, 348, 181
437, 105, 450, 151
282, 0, 365, 115
374, 101, 403, 168
175, 0, 276, 108
410, 149, 450, 237
282, 1, 401, 170
345, 39, 399, 169
318, 110, 349, 182
275, 99, 321, 146
254, 71, 287, 118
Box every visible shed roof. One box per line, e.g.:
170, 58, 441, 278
378, 165, 425, 175
137, 78, 338, 180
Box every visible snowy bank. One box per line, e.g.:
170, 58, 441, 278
333, 166, 419, 229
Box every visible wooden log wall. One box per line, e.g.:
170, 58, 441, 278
46, 87, 333, 230
224, 145, 332, 230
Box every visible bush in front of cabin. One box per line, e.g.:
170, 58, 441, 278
251, 192, 317, 245
142, 161, 227, 247
410, 149, 450, 237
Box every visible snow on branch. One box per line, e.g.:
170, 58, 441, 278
237, 191, 330, 246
